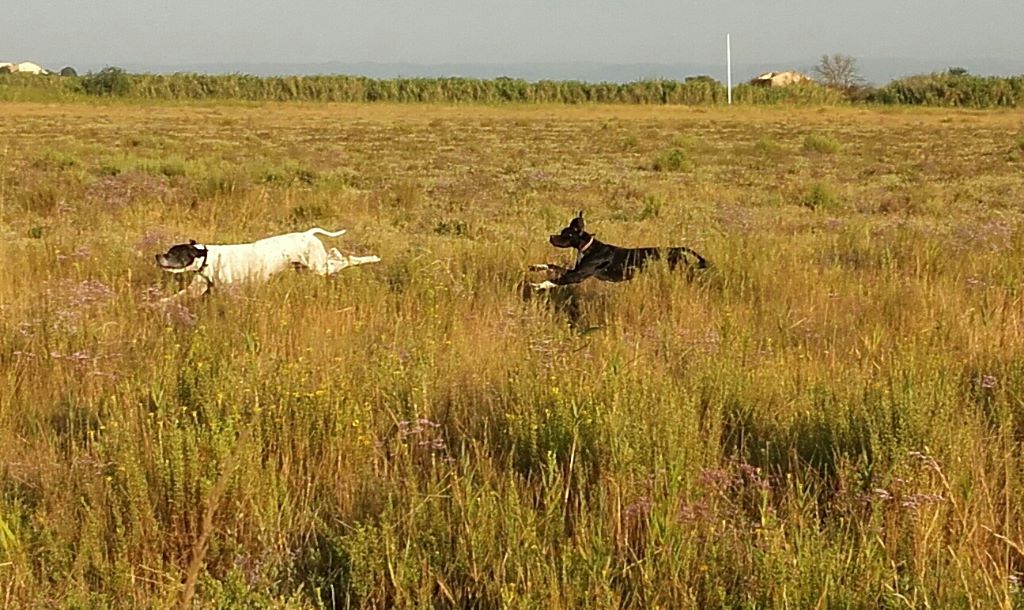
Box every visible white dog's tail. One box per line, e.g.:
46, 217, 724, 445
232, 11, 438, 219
305, 227, 347, 238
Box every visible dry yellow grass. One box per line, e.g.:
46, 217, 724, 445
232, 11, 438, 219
1, 100, 1024, 608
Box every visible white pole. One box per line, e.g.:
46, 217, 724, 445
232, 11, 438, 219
726, 33, 732, 105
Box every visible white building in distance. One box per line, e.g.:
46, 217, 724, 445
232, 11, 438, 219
0, 61, 51, 75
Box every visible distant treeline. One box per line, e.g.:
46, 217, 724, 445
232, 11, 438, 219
1, 68, 1022, 107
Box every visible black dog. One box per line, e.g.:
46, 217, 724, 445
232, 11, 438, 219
528, 212, 708, 291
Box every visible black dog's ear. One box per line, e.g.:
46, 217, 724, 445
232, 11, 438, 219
189, 239, 197, 245
571, 211, 585, 231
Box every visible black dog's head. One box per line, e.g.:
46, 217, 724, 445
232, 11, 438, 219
155, 240, 208, 273
549, 211, 592, 249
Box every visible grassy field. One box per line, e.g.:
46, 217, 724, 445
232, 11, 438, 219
2, 100, 1024, 608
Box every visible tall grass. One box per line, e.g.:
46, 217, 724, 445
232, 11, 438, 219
872, 71, 1024, 107
1, 101, 1024, 608
1, 70, 734, 105
6, 69, 1024, 107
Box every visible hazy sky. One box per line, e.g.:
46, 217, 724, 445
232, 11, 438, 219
5, 0, 1023, 67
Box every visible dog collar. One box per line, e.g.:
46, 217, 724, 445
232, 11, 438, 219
579, 236, 595, 253
195, 255, 214, 287
194, 248, 210, 274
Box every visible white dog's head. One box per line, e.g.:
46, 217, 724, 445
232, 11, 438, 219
155, 240, 208, 273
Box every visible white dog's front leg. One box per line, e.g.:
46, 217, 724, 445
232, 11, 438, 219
326, 248, 380, 275
326, 258, 350, 274
160, 276, 210, 304
530, 280, 558, 291
346, 255, 381, 267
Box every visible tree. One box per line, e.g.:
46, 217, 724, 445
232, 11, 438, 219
814, 53, 865, 92
81, 67, 132, 96
60, 66, 78, 77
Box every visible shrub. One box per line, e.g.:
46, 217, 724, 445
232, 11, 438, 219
754, 137, 783, 156
32, 149, 79, 171
803, 181, 842, 210
639, 193, 665, 219
155, 160, 186, 178
651, 148, 690, 172
803, 134, 842, 154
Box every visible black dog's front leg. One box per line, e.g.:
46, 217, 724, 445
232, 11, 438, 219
530, 267, 593, 291
528, 263, 570, 273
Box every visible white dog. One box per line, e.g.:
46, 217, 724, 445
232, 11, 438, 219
155, 227, 380, 300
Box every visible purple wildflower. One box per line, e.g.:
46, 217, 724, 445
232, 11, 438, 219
899, 493, 945, 510
623, 496, 653, 521
396, 418, 446, 453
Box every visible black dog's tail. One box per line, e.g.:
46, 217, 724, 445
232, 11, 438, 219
692, 249, 710, 269
668, 246, 710, 270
